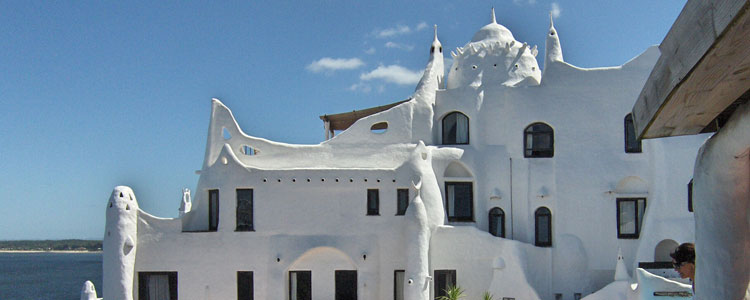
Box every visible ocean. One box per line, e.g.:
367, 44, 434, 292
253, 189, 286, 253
0, 252, 102, 300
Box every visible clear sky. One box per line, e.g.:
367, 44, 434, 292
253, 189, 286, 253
0, 0, 687, 240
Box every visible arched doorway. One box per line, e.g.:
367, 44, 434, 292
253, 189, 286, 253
654, 239, 679, 262
288, 247, 358, 300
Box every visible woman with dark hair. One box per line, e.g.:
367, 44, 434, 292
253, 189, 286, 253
670, 242, 696, 291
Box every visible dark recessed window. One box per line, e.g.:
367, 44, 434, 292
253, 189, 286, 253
236, 189, 253, 231
289, 271, 312, 300
394, 270, 405, 300
237, 271, 253, 300
617, 198, 646, 239
209, 189, 219, 231
445, 182, 473, 222
489, 207, 505, 238
138, 272, 177, 300
442, 112, 469, 145
434, 270, 457, 299
335, 270, 357, 300
625, 113, 642, 153
367, 189, 379, 216
687, 179, 693, 212
524, 123, 554, 157
535, 207, 552, 247
396, 189, 409, 216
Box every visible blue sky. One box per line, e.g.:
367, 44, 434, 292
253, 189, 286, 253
0, 1, 687, 240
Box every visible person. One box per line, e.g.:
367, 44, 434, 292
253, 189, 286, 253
670, 242, 695, 291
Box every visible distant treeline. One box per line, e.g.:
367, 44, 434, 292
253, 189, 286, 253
0, 239, 102, 251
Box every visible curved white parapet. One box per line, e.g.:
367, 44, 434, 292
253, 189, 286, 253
103, 186, 139, 300
80, 281, 100, 300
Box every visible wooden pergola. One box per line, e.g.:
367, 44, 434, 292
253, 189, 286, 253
319, 98, 412, 139
633, 0, 750, 138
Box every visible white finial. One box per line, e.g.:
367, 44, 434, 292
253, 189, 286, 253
549, 12, 554, 28
433, 24, 438, 40
491, 7, 497, 24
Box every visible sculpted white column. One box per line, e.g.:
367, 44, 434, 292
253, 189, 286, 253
103, 186, 139, 300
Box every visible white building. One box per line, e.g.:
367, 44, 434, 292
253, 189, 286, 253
98, 10, 710, 300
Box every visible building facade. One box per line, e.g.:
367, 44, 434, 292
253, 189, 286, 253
100, 10, 709, 300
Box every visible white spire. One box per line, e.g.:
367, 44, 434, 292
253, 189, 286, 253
433, 24, 438, 41
549, 12, 554, 28
544, 12, 564, 73
614, 248, 631, 281
491, 7, 497, 24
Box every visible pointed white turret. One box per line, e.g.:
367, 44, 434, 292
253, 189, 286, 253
414, 25, 444, 96
103, 186, 138, 300
80, 281, 99, 300
544, 13, 564, 72
491, 7, 497, 24
614, 248, 631, 281
411, 26, 444, 143
179, 188, 192, 217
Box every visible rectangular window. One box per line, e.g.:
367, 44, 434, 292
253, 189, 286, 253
574, 293, 582, 300
335, 270, 357, 300
445, 182, 473, 222
625, 114, 643, 153
367, 189, 379, 215
687, 179, 693, 212
555, 294, 563, 300
396, 189, 409, 215
289, 271, 312, 300
209, 189, 219, 231
236, 189, 253, 231
138, 272, 177, 300
434, 270, 456, 299
394, 270, 404, 300
617, 198, 646, 239
237, 271, 253, 300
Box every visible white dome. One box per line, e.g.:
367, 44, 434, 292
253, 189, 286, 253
471, 22, 515, 44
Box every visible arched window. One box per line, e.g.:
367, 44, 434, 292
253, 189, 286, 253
535, 207, 552, 247
524, 123, 554, 157
442, 112, 469, 145
488, 207, 505, 237
624, 114, 642, 153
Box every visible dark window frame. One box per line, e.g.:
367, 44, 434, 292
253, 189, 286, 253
236, 189, 254, 231
434, 269, 457, 299
396, 189, 409, 216
535, 207, 552, 247
237, 271, 254, 300
335, 270, 357, 300
138, 271, 178, 300
616, 197, 647, 239
442, 112, 470, 145
367, 189, 380, 216
524, 123, 554, 158
488, 207, 505, 238
208, 189, 219, 231
445, 182, 474, 222
394, 270, 405, 300
687, 179, 693, 212
624, 113, 643, 153
289, 270, 312, 300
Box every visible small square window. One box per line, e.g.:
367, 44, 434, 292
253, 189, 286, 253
434, 270, 456, 298
139, 272, 177, 300
445, 182, 473, 222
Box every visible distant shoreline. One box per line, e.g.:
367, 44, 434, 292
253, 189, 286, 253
0, 250, 102, 253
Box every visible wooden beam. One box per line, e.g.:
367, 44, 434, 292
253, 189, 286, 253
633, 0, 750, 138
